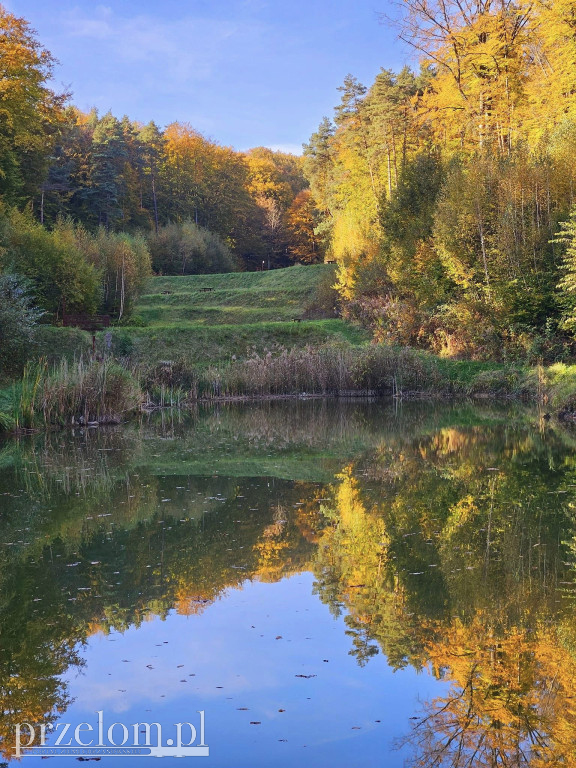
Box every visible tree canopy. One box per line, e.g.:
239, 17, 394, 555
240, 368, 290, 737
302, 0, 576, 360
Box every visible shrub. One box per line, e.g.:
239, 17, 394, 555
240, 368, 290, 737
142, 360, 198, 405
467, 369, 519, 396
0, 209, 100, 316
353, 346, 445, 394
0, 273, 43, 377
148, 221, 238, 275
106, 330, 135, 358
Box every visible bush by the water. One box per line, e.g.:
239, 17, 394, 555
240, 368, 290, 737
0, 211, 151, 321
140, 344, 459, 401
7, 344, 576, 434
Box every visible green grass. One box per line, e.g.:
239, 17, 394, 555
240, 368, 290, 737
24, 264, 370, 369
136, 264, 335, 327
146, 264, 332, 293
117, 319, 366, 368
139, 302, 307, 326
117, 265, 369, 366
17, 264, 576, 416
128, 264, 369, 365
35, 326, 92, 362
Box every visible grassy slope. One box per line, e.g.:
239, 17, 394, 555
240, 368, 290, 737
37, 264, 369, 367
27, 265, 524, 396
137, 265, 341, 329
23, 265, 576, 412
130, 264, 368, 365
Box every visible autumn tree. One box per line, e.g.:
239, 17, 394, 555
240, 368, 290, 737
302, 1, 576, 359
244, 146, 309, 267
148, 220, 237, 276
522, 0, 576, 143
0, 6, 65, 205
285, 189, 325, 263
0, 209, 100, 317
396, 0, 533, 151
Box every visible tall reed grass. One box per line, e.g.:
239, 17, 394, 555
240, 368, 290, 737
3, 359, 47, 430
142, 344, 450, 402
38, 358, 143, 425
212, 344, 449, 398
2, 358, 143, 431
0, 343, 539, 434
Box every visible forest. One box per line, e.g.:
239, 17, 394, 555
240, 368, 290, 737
304, 0, 576, 361
0, 3, 324, 376
2, 0, 576, 376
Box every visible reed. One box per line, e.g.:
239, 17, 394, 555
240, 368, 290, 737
214, 346, 355, 397
3, 342, 567, 434
12, 359, 47, 429
2, 358, 142, 429
0, 411, 15, 431
38, 358, 143, 425
141, 359, 198, 407
197, 344, 448, 399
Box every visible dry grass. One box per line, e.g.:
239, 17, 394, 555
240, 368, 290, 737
141, 344, 452, 402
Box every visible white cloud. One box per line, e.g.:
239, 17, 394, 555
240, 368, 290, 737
265, 143, 304, 155
61, 6, 260, 86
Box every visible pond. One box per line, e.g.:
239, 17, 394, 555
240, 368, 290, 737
0, 400, 575, 766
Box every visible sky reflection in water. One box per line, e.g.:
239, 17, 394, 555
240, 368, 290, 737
1, 400, 575, 766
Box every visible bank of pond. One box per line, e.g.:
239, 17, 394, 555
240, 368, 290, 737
2, 345, 576, 433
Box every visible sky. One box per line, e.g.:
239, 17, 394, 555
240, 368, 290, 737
5, 0, 412, 153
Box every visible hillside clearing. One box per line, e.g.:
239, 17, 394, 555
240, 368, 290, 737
35, 264, 370, 367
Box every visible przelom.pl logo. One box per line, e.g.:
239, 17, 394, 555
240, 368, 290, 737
14, 710, 208, 758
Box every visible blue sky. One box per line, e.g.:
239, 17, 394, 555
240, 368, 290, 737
6, 0, 411, 153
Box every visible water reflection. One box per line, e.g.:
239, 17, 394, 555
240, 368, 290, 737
1, 401, 576, 765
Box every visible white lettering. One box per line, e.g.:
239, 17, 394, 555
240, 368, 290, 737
54, 722, 73, 746
107, 722, 129, 746
132, 722, 162, 746
14, 723, 35, 757
176, 722, 196, 747
75, 722, 94, 746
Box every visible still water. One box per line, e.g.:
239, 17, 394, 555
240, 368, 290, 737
1, 400, 576, 766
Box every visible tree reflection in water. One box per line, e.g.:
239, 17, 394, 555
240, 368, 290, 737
1, 402, 576, 765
